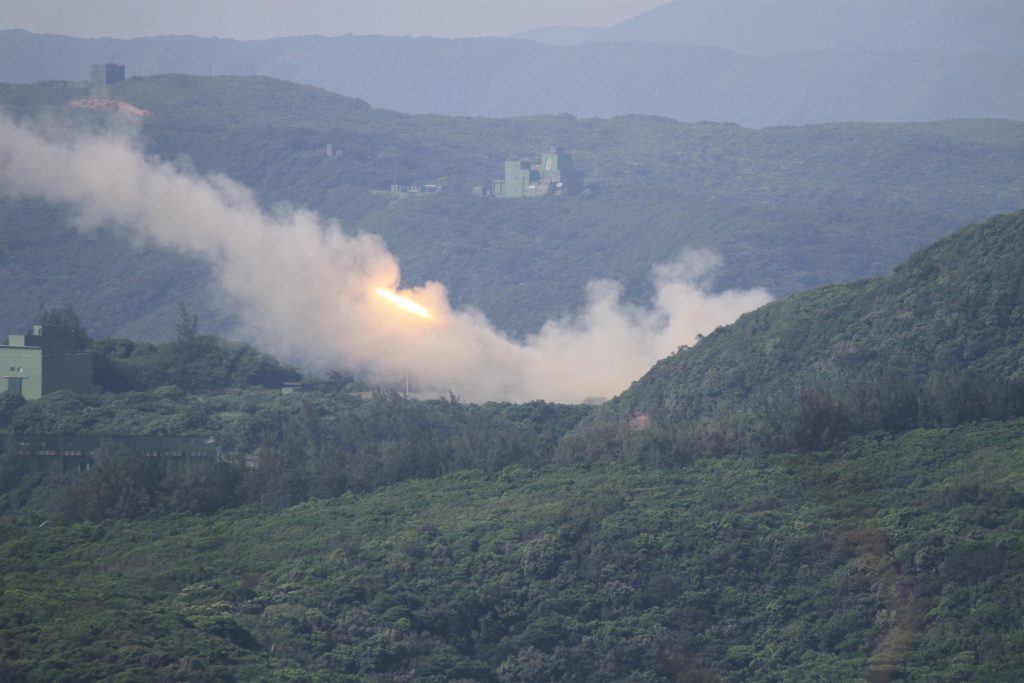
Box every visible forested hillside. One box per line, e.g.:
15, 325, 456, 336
3, 209, 1024, 679
2, 75, 1023, 341
1, 29, 1023, 126
595, 210, 1024, 425
2, 420, 1023, 681
3, 7, 1024, 681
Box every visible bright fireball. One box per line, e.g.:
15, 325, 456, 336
374, 287, 432, 320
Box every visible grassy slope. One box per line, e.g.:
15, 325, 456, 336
597, 210, 1024, 422
1, 418, 1023, 681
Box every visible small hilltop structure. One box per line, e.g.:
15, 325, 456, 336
1, 324, 99, 400
77, 63, 150, 117
492, 146, 583, 198
91, 63, 125, 86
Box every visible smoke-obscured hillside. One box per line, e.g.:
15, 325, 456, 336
2, 29, 1024, 127
592, 210, 1024, 425
2, 75, 1024, 348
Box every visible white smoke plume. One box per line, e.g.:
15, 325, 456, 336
0, 114, 772, 403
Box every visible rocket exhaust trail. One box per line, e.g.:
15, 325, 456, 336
374, 288, 433, 320
0, 114, 772, 403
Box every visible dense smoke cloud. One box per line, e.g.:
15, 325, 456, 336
0, 115, 772, 402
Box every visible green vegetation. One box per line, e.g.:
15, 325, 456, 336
0, 209, 1023, 680
0, 385, 590, 516
92, 335, 301, 394
597, 210, 1024, 425
2, 76, 1024, 338
0, 325, 594, 518
1, 79, 1023, 682
1, 419, 1023, 681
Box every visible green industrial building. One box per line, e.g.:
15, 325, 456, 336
1, 325, 100, 400
494, 161, 533, 198
493, 146, 582, 198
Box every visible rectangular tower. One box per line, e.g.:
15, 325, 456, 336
91, 63, 126, 85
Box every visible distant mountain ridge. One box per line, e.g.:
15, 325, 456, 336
2, 30, 1023, 127
522, 0, 1024, 56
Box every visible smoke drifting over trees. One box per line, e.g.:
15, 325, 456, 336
0, 115, 770, 402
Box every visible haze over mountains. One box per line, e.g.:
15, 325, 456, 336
0, 0, 669, 41
3, 0, 1023, 127
523, 0, 1024, 55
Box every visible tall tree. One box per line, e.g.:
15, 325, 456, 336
174, 301, 199, 356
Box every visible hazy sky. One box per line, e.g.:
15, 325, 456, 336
0, 0, 671, 39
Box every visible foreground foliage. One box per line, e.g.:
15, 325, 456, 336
0, 388, 592, 520
1, 419, 1023, 681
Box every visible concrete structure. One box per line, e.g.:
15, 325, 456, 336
1, 325, 100, 400
6, 434, 217, 473
91, 63, 125, 85
495, 161, 534, 198
390, 183, 442, 195
538, 146, 582, 193
493, 147, 582, 198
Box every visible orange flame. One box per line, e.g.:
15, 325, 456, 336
374, 287, 432, 320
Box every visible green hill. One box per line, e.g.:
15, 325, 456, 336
595, 210, 1024, 424
2, 207, 1024, 680
2, 75, 1024, 341
2, 419, 1023, 681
